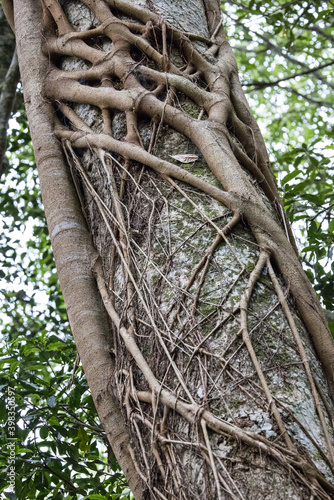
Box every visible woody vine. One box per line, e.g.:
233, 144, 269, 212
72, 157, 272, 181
4, 0, 334, 498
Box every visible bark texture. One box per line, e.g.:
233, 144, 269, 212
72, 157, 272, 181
5, 0, 334, 498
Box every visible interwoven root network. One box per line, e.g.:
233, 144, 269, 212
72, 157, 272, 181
40, 0, 334, 498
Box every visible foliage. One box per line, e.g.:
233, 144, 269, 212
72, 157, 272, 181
224, 0, 334, 314
0, 0, 333, 498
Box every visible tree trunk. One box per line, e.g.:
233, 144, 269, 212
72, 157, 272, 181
4, 0, 334, 498
0, 4, 19, 176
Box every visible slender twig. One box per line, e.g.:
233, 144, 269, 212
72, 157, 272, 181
240, 251, 295, 451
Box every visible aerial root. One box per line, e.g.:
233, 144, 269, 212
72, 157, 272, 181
239, 250, 295, 451
267, 258, 334, 468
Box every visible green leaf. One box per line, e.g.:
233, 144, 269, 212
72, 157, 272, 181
281, 169, 302, 185
40, 426, 49, 439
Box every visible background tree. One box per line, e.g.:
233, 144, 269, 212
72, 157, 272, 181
0, 0, 334, 500
0, 2, 19, 176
